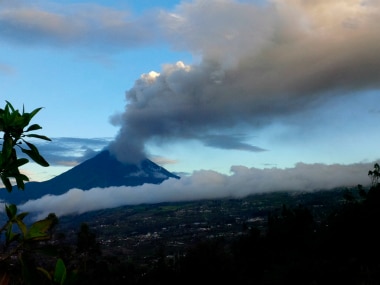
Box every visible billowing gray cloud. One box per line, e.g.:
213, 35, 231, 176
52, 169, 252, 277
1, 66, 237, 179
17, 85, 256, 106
4, 0, 380, 166
109, 0, 380, 163
18, 161, 376, 220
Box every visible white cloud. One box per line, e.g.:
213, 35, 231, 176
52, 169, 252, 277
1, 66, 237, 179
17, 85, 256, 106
19, 161, 375, 220
0, 1, 154, 49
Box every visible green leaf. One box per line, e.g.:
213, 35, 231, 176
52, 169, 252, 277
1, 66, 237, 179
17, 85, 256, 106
15, 218, 27, 236
6, 225, 20, 245
23, 140, 39, 152
17, 211, 29, 221
5, 101, 15, 113
5, 204, 17, 219
24, 123, 42, 132
21, 148, 49, 167
20, 142, 49, 167
28, 107, 43, 120
54, 259, 67, 285
15, 158, 29, 168
15, 177, 25, 190
1, 176, 12, 192
24, 133, 51, 141
25, 217, 55, 241
15, 172, 29, 185
2, 135, 13, 161
20, 174, 29, 181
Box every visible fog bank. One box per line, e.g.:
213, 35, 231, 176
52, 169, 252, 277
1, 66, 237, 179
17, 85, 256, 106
18, 161, 375, 220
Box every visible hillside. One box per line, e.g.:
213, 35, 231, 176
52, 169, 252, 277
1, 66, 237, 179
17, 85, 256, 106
53, 185, 380, 285
57, 188, 347, 260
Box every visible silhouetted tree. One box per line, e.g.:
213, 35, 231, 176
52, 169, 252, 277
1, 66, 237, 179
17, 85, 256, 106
76, 223, 101, 269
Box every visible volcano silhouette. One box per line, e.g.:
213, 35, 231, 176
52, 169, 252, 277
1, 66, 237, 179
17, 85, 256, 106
0, 150, 179, 204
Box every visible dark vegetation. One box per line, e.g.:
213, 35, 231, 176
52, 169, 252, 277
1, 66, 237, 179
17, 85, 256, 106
2, 101, 380, 284
53, 180, 380, 285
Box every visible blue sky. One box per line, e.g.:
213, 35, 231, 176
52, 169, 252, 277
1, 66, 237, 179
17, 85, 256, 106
1, 0, 380, 189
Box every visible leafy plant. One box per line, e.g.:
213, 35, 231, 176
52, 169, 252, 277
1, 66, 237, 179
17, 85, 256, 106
0, 101, 51, 192
0, 101, 75, 285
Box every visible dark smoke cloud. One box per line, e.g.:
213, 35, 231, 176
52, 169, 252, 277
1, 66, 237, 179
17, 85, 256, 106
109, 0, 380, 163
2, 1, 379, 163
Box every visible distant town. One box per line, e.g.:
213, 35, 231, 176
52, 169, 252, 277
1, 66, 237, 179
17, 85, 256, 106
58, 188, 347, 263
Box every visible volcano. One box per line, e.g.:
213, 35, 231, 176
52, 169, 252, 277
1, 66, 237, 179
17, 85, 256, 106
0, 150, 179, 205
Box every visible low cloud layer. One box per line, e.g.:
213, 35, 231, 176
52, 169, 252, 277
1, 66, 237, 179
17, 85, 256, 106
18, 161, 375, 220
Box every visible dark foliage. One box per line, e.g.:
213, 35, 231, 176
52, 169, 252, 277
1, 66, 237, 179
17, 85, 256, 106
64, 179, 380, 285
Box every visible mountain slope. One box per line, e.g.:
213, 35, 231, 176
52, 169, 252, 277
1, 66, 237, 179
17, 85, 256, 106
0, 150, 179, 204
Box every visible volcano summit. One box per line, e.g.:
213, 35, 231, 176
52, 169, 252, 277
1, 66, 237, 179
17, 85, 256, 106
0, 150, 179, 205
